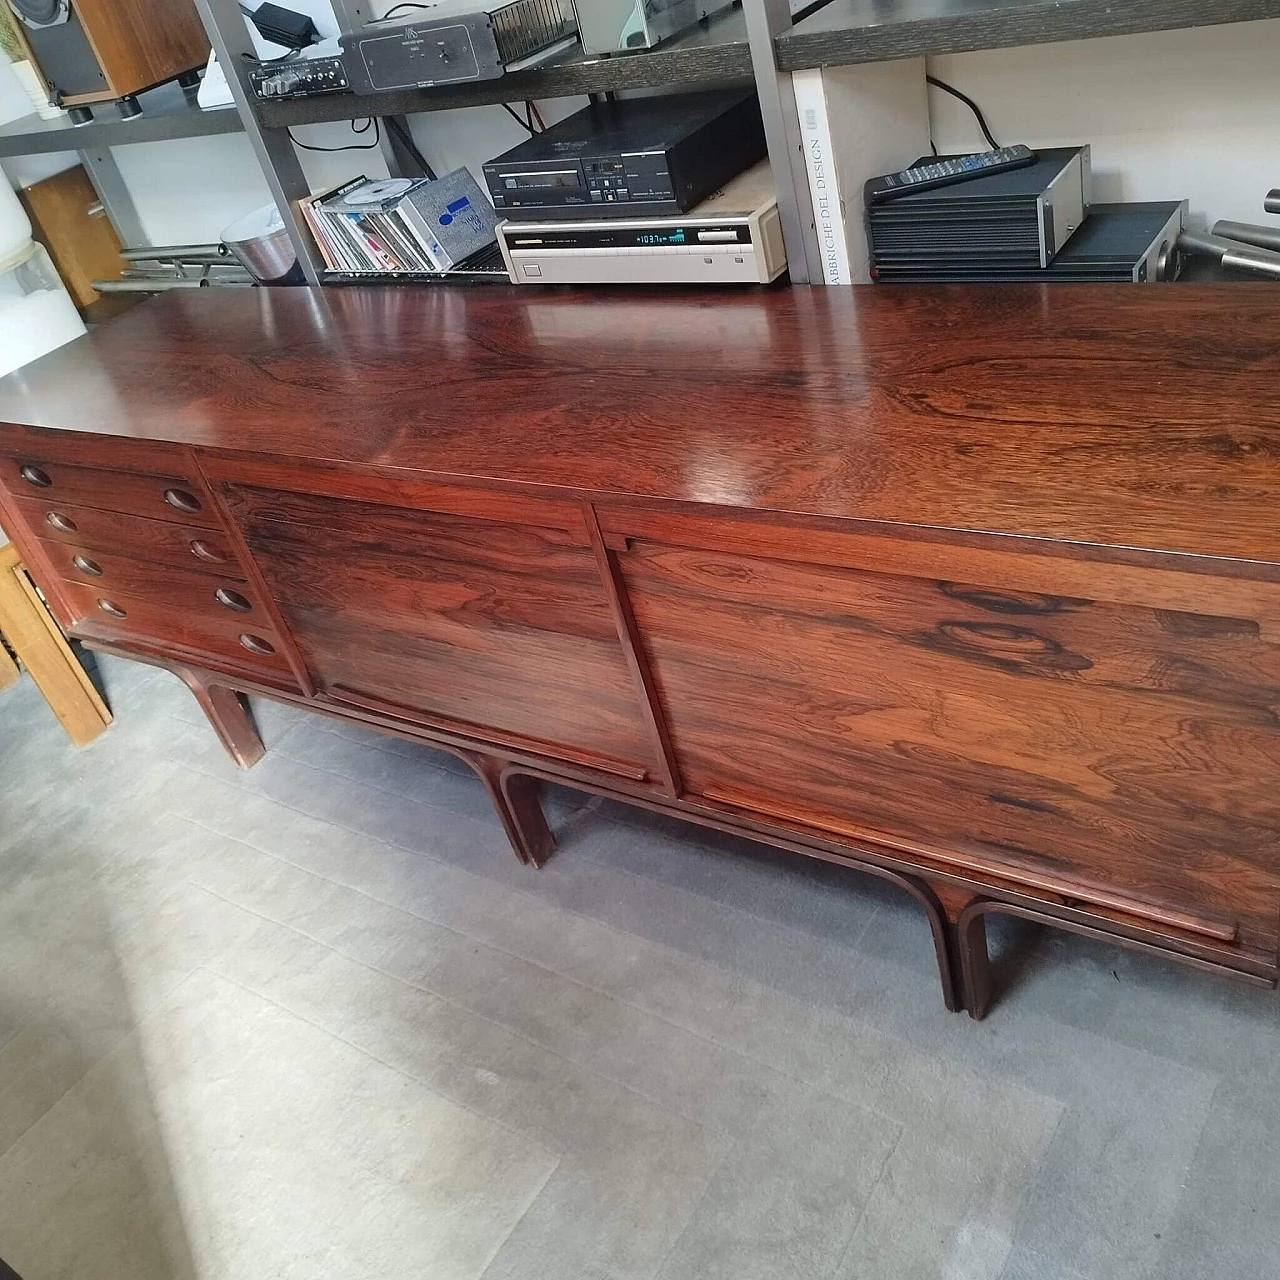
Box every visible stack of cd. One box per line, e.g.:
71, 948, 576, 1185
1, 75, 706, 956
300, 170, 500, 275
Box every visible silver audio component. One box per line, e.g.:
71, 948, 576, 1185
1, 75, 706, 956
498, 161, 786, 285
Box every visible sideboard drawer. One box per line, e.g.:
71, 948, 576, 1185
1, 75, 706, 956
0, 455, 220, 528
43, 541, 267, 626
62, 580, 296, 687
11, 496, 245, 579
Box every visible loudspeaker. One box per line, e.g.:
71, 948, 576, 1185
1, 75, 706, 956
7, 0, 209, 110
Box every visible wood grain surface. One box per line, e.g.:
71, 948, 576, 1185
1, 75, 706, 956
778, 0, 1280, 71
5, 281, 1280, 1013
3, 286, 1280, 564
221, 482, 658, 776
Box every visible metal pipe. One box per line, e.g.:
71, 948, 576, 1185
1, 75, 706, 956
1212, 221, 1280, 253
1221, 250, 1280, 279
121, 243, 231, 262
95, 277, 256, 292
1266, 189, 1280, 215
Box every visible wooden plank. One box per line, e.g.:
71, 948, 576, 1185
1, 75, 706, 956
0, 630, 18, 692
0, 542, 111, 747
18, 165, 125, 310
778, 0, 1280, 71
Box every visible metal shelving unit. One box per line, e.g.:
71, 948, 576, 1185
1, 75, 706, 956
0, 81, 242, 158
258, 7, 755, 129
777, 0, 1280, 69
6, 0, 1279, 287
0, 79, 245, 248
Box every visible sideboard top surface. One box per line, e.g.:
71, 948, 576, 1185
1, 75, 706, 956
2, 283, 1279, 566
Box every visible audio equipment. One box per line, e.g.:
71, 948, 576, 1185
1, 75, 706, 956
249, 40, 349, 99
6, 0, 210, 121
573, 0, 735, 54
484, 89, 766, 220
872, 201, 1186, 284
867, 146, 1091, 278
497, 160, 786, 285
340, 0, 577, 95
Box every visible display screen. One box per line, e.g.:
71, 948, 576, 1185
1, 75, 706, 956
637, 231, 687, 245
504, 170, 580, 190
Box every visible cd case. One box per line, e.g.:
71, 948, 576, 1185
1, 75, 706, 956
303, 169, 499, 273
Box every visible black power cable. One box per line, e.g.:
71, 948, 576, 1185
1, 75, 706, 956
499, 102, 536, 134
926, 75, 999, 151
369, 3, 430, 22
384, 115, 437, 180
289, 118, 381, 151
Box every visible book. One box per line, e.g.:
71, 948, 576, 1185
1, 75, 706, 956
792, 61, 931, 284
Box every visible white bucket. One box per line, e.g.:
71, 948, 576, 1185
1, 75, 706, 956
0, 171, 32, 263
0, 241, 86, 379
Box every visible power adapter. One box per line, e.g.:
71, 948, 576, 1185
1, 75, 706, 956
245, 2, 319, 49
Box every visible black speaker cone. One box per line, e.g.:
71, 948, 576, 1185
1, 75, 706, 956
9, 0, 69, 28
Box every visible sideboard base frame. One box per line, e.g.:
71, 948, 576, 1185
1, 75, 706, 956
83, 637, 1280, 1019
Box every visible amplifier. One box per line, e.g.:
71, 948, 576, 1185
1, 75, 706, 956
871, 201, 1187, 284
249, 42, 349, 100
868, 146, 1092, 277
484, 89, 765, 220
340, 0, 577, 94
498, 161, 786, 285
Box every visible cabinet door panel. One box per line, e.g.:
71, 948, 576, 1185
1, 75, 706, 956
618, 539, 1280, 955
225, 485, 655, 776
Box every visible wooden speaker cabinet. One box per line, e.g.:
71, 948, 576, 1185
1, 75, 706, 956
7, 0, 209, 119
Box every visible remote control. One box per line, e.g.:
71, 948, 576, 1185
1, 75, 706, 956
864, 145, 1038, 205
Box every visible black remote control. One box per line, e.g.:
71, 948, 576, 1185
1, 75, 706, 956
864, 145, 1038, 205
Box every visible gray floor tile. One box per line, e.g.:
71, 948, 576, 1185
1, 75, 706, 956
4, 653, 1280, 1280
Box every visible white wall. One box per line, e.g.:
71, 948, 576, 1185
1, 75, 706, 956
4, 14, 1279, 248
927, 18, 1280, 231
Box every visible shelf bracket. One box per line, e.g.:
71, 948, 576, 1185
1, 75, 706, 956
192, 0, 329, 284
741, 0, 826, 285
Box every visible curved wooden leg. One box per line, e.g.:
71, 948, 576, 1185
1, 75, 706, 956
957, 904, 994, 1021
459, 752, 556, 868
877, 870, 962, 1013
173, 665, 264, 769
923, 880, 992, 1019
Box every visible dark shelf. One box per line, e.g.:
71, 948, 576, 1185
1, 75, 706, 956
0, 81, 244, 159
777, 0, 1280, 70
257, 8, 753, 129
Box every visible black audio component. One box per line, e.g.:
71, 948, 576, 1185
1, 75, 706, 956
868, 146, 1092, 276
872, 202, 1187, 284
340, 0, 577, 94
249, 47, 349, 99
483, 89, 766, 220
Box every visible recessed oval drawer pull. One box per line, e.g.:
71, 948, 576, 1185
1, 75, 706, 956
97, 599, 127, 618
238, 633, 275, 656
190, 538, 228, 564
72, 554, 103, 577
163, 487, 202, 514
45, 511, 76, 533
215, 587, 252, 613
19, 464, 51, 488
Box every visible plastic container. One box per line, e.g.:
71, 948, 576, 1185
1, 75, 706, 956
0, 240, 86, 379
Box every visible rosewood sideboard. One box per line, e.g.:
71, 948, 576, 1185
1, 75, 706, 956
3, 283, 1279, 1018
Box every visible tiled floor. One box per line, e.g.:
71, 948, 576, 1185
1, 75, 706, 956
1, 652, 1278, 1280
